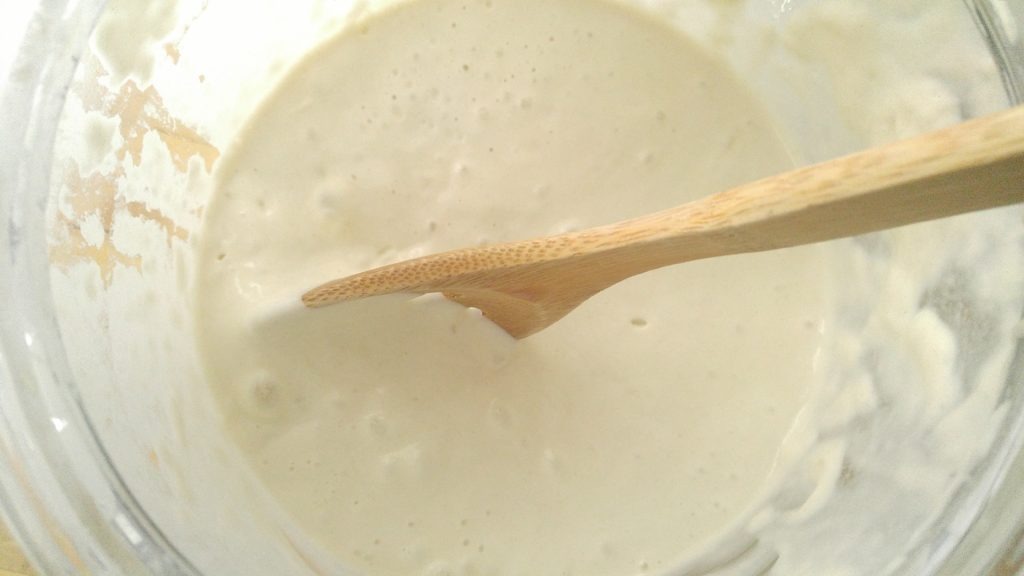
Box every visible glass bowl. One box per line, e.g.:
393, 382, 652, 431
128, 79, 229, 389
1, 1, 1022, 574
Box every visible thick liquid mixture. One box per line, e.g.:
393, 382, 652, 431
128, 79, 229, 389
194, 0, 826, 574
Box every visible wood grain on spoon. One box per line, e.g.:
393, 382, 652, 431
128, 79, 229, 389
303, 105, 1024, 338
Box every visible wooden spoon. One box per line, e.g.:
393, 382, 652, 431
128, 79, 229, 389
303, 105, 1024, 338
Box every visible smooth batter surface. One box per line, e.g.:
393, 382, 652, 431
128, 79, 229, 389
194, 0, 826, 574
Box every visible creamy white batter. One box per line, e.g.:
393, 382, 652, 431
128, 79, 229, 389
194, 0, 827, 574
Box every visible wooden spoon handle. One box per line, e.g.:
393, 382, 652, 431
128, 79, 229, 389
600, 105, 1024, 272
